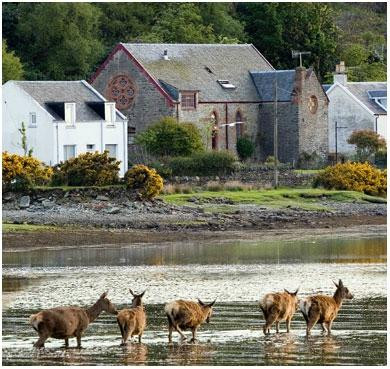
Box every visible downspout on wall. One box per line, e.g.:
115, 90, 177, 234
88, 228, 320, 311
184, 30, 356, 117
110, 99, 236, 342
225, 103, 229, 149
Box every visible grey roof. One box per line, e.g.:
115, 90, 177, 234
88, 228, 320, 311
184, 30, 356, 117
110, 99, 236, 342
346, 82, 387, 114
322, 84, 332, 92
121, 43, 274, 101
250, 70, 296, 102
15, 81, 125, 121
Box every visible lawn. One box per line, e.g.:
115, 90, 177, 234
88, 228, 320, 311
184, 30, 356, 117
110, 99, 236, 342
161, 188, 386, 210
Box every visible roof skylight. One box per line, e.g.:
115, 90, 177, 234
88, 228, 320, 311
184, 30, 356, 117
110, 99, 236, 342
217, 80, 236, 89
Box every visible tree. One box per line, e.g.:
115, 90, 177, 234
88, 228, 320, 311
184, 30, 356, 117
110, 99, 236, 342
237, 3, 340, 79
2, 39, 23, 83
340, 44, 369, 66
347, 129, 386, 162
135, 117, 204, 157
18, 121, 33, 156
236, 136, 255, 161
15, 3, 104, 80
347, 62, 386, 82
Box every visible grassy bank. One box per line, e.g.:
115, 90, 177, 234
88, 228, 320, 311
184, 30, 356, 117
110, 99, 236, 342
161, 188, 386, 210
2, 223, 62, 233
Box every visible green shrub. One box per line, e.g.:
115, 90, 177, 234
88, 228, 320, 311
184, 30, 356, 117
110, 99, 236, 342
135, 117, 204, 157
124, 164, 163, 200
52, 151, 120, 186
347, 129, 386, 162
297, 151, 325, 169
236, 136, 255, 161
2, 151, 53, 191
313, 161, 386, 197
168, 151, 237, 177
149, 162, 173, 179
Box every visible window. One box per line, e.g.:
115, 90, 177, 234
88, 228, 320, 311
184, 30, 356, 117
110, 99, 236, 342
211, 111, 218, 150
128, 127, 136, 145
64, 145, 76, 161
104, 102, 116, 124
217, 80, 236, 89
308, 96, 318, 114
105, 144, 117, 159
65, 102, 76, 125
181, 92, 196, 110
29, 112, 37, 127
86, 144, 95, 152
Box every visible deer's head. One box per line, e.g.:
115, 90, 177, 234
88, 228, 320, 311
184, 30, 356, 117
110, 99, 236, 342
198, 298, 216, 323
129, 289, 146, 308
98, 291, 118, 315
333, 279, 353, 300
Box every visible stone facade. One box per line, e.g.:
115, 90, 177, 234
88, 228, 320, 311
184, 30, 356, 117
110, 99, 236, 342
90, 44, 329, 165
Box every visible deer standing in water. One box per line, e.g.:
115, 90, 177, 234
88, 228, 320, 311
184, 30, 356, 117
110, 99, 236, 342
164, 298, 216, 343
116, 289, 147, 345
299, 279, 353, 335
259, 288, 299, 335
29, 291, 117, 348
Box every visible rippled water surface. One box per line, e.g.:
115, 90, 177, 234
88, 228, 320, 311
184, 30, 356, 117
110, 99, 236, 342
2, 233, 387, 365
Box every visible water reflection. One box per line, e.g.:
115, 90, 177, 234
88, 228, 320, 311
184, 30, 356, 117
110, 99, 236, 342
3, 237, 386, 267
166, 343, 215, 365
121, 344, 148, 365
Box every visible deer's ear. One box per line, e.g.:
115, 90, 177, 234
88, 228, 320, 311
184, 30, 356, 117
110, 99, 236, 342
197, 298, 205, 306
129, 289, 135, 296
294, 288, 299, 296
338, 279, 344, 287
333, 280, 339, 288
284, 289, 291, 294
208, 299, 217, 307
139, 290, 146, 298
100, 291, 108, 299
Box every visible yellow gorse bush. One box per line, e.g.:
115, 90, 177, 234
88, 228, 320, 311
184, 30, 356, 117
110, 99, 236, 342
124, 164, 163, 200
314, 161, 387, 197
2, 151, 53, 190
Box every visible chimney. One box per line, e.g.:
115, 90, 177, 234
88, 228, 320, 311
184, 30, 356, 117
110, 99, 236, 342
163, 49, 169, 60
64, 102, 76, 125
292, 67, 306, 104
333, 61, 347, 85
104, 102, 116, 124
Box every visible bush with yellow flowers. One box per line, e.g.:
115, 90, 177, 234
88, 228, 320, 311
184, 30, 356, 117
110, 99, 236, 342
124, 164, 163, 200
2, 151, 53, 191
52, 151, 120, 186
313, 161, 387, 197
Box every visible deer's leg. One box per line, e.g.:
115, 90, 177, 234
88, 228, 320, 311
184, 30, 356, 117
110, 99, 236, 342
306, 315, 319, 336
33, 332, 49, 348
173, 324, 187, 341
286, 318, 291, 333
321, 323, 326, 332
76, 335, 82, 349
326, 321, 333, 335
64, 338, 69, 348
190, 327, 198, 343
122, 325, 131, 345
168, 322, 174, 343
275, 321, 280, 333
264, 315, 277, 335
138, 334, 142, 343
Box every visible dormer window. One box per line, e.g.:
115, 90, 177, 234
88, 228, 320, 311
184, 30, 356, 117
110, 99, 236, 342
181, 91, 197, 110
217, 80, 236, 89
104, 102, 116, 124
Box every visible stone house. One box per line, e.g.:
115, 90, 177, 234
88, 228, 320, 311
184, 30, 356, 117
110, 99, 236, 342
323, 62, 387, 156
90, 43, 328, 164
2, 80, 128, 176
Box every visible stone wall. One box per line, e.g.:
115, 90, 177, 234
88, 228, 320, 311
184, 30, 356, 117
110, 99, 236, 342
166, 169, 315, 188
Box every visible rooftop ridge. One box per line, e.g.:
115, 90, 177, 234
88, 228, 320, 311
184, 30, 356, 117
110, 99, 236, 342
121, 42, 252, 47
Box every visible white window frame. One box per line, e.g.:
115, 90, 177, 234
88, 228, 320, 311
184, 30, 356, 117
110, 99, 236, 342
29, 112, 37, 127
65, 102, 76, 126
104, 102, 116, 125
63, 145, 76, 161
105, 144, 117, 159
86, 144, 95, 152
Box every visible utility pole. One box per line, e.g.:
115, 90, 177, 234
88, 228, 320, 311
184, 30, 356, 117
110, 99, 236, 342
274, 77, 278, 188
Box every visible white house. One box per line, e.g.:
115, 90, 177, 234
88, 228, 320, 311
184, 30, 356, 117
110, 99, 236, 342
2, 80, 128, 176
323, 62, 387, 156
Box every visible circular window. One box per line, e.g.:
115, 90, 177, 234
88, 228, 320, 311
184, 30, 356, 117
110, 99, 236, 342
308, 95, 318, 114
106, 75, 136, 110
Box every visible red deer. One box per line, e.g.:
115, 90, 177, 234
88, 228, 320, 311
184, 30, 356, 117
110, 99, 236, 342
299, 279, 353, 335
29, 291, 117, 348
117, 289, 146, 345
259, 288, 299, 335
164, 298, 216, 343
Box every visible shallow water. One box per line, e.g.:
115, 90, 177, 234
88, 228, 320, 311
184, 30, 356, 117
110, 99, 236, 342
2, 234, 387, 365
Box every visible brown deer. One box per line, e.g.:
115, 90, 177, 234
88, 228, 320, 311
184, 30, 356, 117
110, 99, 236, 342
299, 279, 353, 335
164, 298, 216, 343
29, 291, 117, 348
259, 288, 299, 335
117, 289, 147, 345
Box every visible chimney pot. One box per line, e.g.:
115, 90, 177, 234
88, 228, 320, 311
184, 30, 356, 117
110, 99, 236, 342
163, 49, 169, 60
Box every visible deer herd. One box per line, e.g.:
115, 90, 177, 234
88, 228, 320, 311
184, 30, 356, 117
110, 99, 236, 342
29, 279, 353, 348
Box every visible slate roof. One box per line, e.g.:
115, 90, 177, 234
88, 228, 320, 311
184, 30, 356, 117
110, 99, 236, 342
14, 81, 126, 121
121, 43, 274, 101
346, 82, 387, 114
250, 70, 296, 102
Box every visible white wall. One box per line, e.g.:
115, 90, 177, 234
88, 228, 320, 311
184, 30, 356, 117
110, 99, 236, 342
55, 120, 128, 176
3, 81, 128, 176
327, 84, 377, 155
376, 115, 387, 141
2, 82, 55, 164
